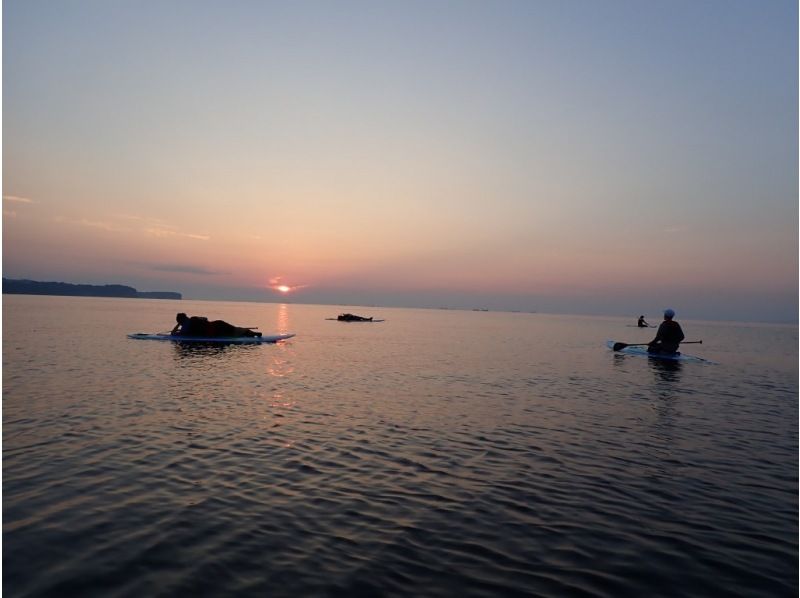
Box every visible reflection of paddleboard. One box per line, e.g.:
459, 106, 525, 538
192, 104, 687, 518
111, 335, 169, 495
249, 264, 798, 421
128, 333, 295, 344
606, 340, 710, 363
325, 319, 385, 322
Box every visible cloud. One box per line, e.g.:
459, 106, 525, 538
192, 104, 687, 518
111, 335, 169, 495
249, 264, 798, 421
150, 264, 225, 275
55, 212, 209, 239
4, 210, 17, 218
117, 215, 210, 240
117, 214, 174, 227
56, 216, 122, 231
3, 195, 37, 204
145, 227, 210, 241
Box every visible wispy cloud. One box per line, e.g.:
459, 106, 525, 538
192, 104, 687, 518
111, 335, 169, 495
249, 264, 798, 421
55, 212, 210, 239
117, 214, 167, 225
150, 264, 224, 275
56, 216, 122, 231
145, 227, 211, 241
3, 195, 37, 204
117, 214, 209, 239
663, 225, 688, 234
4, 210, 17, 218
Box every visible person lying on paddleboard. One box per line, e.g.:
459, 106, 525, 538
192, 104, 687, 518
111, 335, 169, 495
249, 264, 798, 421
170, 312, 261, 337
637, 315, 649, 328
647, 309, 684, 355
337, 313, 373, 321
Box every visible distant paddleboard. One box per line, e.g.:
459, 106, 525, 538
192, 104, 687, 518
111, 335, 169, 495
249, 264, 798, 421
325, 318, 385, 322
128, 333, 295, 344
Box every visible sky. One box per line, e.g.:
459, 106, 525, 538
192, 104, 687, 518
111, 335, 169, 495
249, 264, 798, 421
2, 0, 798, 323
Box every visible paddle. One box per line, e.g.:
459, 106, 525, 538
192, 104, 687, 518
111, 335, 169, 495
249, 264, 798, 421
613, 340, 703, 352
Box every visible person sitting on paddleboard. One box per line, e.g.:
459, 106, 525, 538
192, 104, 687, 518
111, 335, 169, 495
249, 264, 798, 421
171, 313, 261, 337
637, 315, 649, 328
647, 309, 684, 354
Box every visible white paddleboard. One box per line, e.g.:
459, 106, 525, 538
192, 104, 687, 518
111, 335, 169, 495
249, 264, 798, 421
128, 333, 295, 344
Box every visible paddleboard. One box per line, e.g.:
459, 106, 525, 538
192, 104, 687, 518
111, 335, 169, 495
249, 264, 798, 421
128, 333, 295, 344
606, 340, 709, 363
325, 318, 385, 322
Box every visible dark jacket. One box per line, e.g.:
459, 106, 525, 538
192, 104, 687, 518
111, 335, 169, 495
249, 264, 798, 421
178, 316, 212, 336
651, 320, 685, 352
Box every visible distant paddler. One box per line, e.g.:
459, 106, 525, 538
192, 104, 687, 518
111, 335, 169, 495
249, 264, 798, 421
171, 312, 262, 338
647, 309, 684, 355
637, 315, 650, 328
337, 313, 373, 321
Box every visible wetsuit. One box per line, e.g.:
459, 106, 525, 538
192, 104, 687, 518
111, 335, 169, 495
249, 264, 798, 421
176, 316, 212, 336
178, 317, 258, 337
648, 320, 685, 354
338, 314, 371, 321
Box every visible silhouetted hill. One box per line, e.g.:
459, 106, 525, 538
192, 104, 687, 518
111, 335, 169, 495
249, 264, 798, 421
2, 278, 181, 300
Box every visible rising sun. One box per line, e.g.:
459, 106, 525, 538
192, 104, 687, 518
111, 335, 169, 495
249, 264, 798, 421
276, 285, 291, 293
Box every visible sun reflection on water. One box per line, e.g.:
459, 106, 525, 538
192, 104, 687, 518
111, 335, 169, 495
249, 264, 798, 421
276, 303, 290, 335
266, 303, 296, 420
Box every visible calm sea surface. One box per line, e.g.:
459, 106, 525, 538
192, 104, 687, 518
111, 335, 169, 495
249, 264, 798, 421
3, 295, 798, 597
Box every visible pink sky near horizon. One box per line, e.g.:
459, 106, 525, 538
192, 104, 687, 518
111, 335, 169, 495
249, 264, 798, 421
4, 194, 794, 303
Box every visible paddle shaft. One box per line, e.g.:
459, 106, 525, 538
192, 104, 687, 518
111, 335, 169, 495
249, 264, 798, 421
621, 340, 702, 348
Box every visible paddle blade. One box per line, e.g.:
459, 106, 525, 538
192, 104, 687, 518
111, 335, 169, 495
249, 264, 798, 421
613, 342, 627, 351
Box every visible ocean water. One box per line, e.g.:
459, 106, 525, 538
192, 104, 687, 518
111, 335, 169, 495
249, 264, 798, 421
3, 295, 797, 597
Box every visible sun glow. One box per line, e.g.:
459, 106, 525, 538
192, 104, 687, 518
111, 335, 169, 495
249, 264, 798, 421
269, 277, 302, 294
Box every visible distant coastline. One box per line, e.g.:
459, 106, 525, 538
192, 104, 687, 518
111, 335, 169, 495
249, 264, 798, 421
2, 278, 181, 300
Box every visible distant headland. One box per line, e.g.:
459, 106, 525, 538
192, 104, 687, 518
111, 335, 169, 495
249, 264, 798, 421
2, 278, 182, 300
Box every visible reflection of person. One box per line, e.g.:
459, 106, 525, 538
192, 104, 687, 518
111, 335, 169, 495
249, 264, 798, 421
171, 313, 261, 337
637, 315, 649, 328
648, 309, 684, 355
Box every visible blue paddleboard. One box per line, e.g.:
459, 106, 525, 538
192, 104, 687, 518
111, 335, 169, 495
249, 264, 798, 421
606, 340, 709, 363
